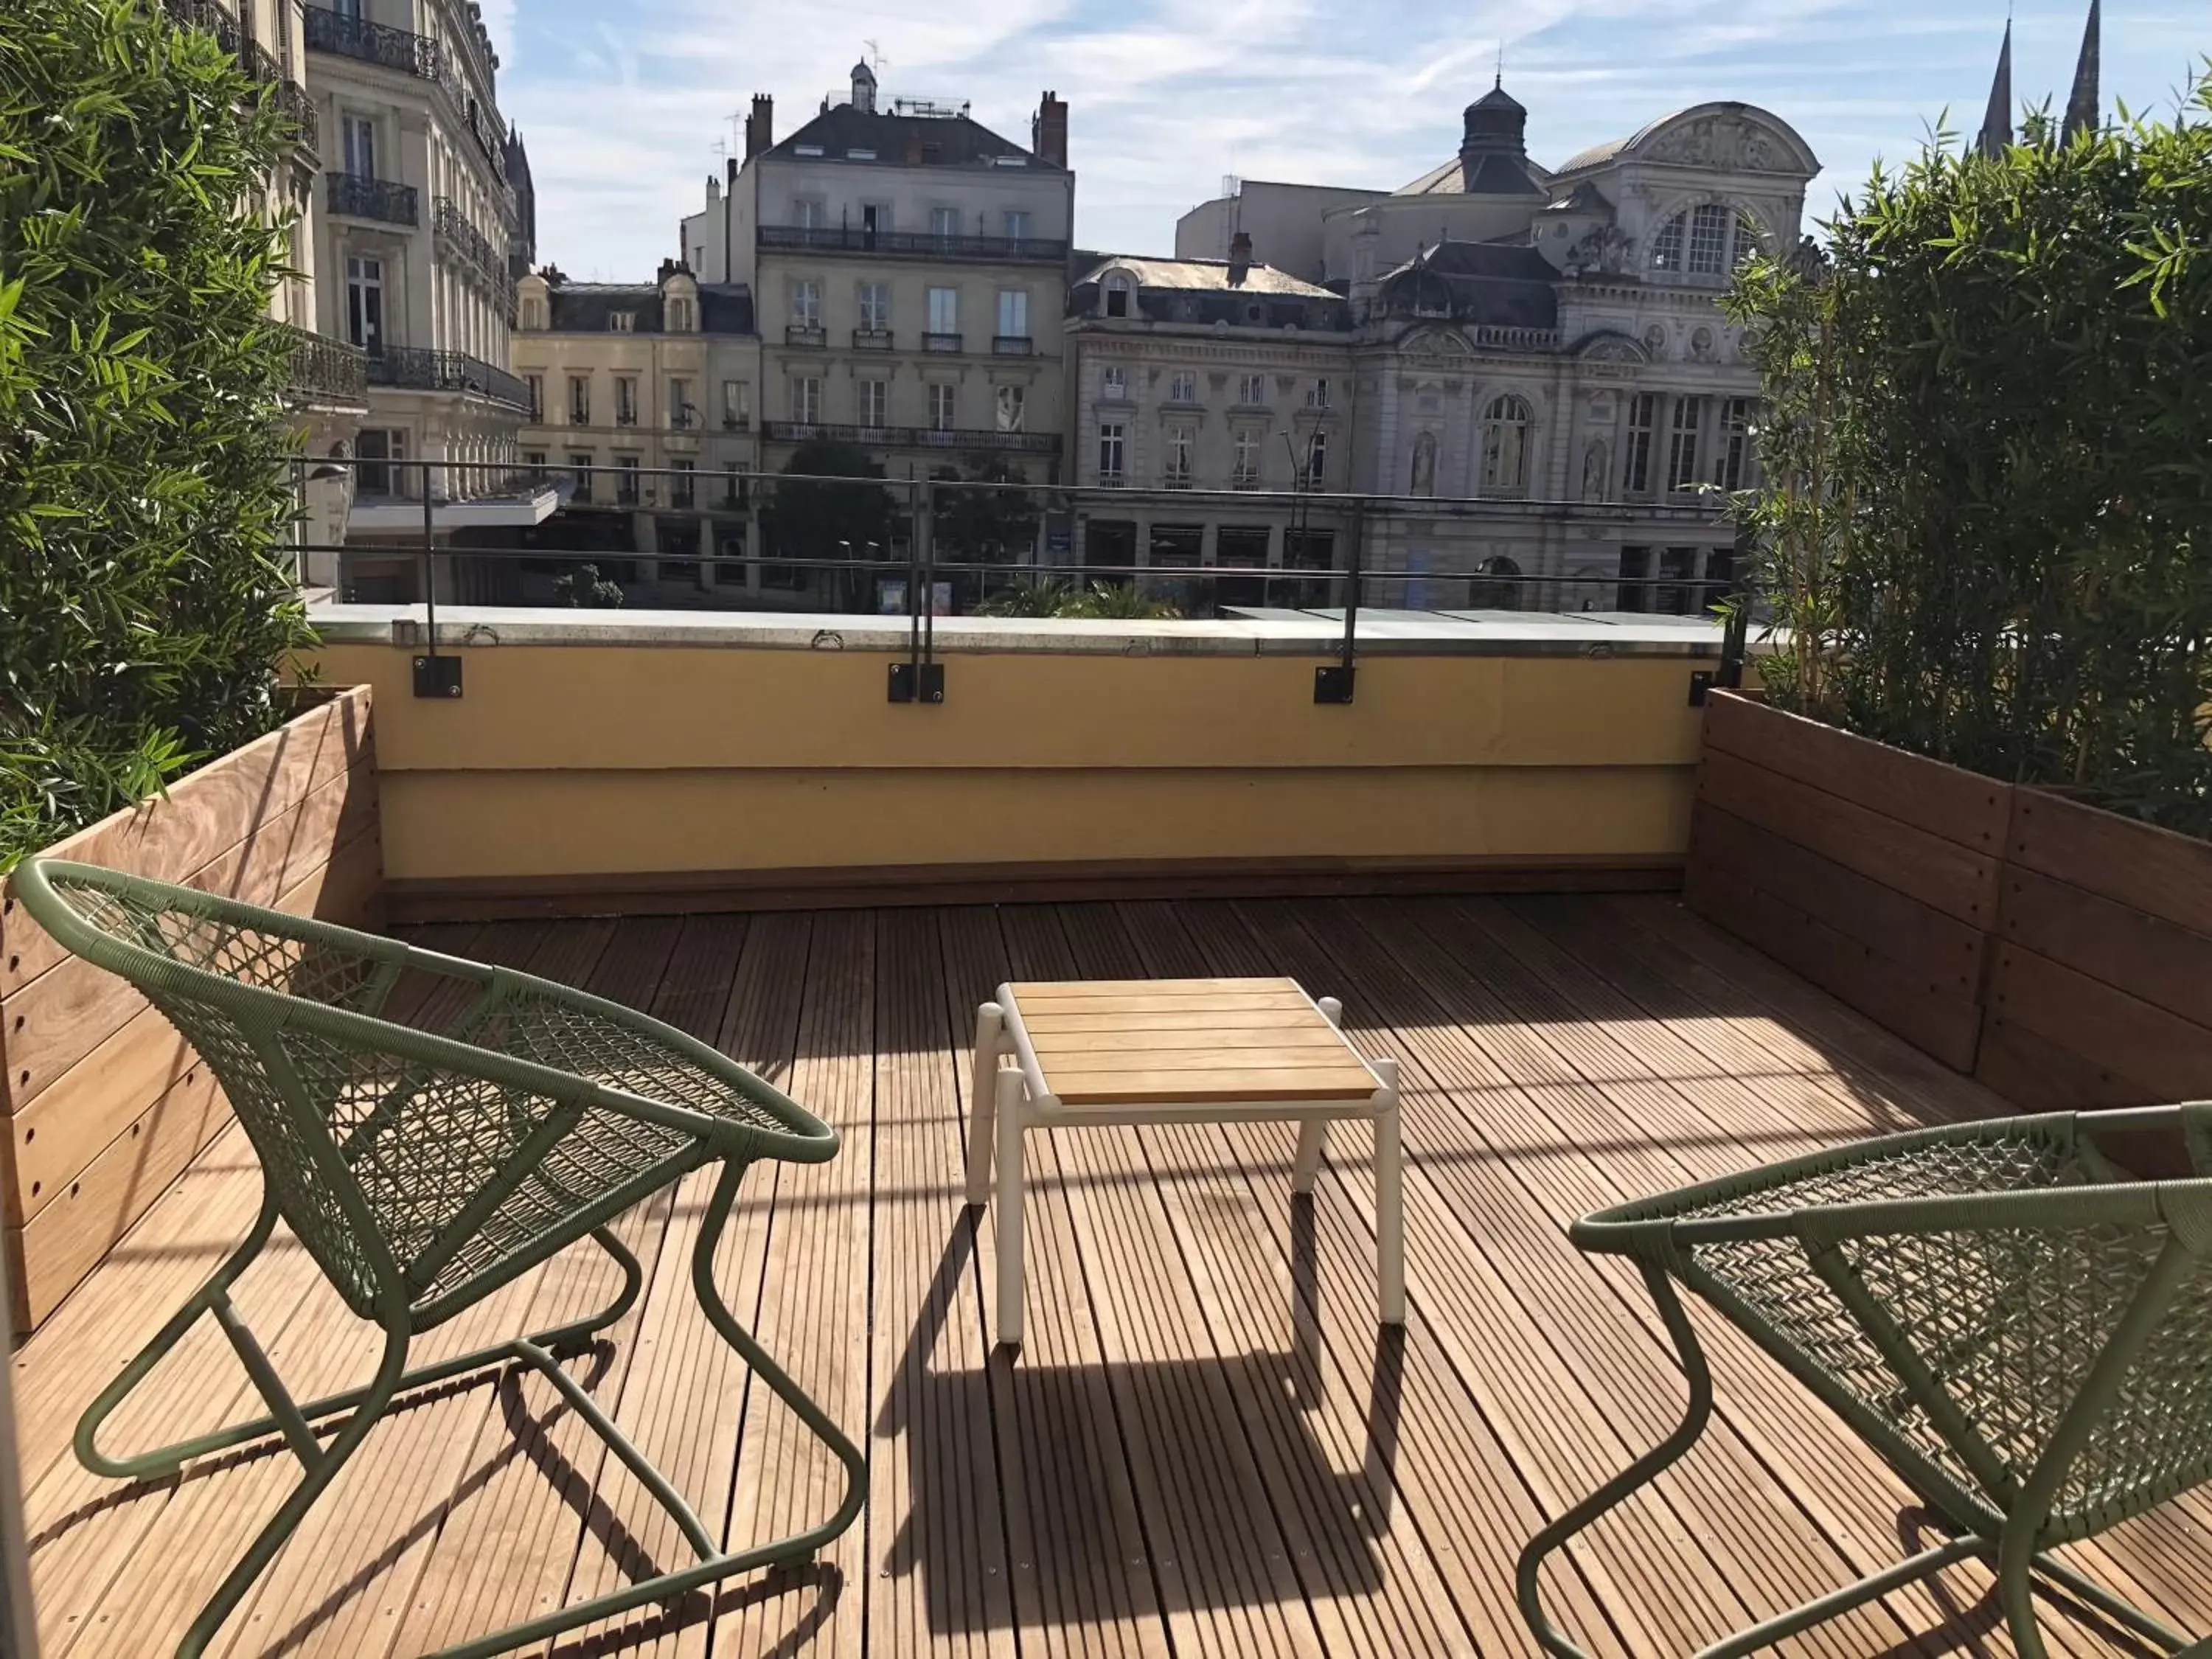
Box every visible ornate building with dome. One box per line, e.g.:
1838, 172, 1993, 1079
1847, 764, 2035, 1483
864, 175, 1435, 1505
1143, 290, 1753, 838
1144, 87, 1821, 608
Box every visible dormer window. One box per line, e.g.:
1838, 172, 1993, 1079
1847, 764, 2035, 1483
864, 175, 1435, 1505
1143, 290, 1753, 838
609, 311, 636, 333
1651, 204, 1763, 278
794, 143, 825, 157
847, 148, 876, 161
1104, 275, 1132, 319
667, 297, 693, 331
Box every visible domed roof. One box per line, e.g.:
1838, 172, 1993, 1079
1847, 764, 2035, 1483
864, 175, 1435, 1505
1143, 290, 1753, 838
1465, 81, 1525, 121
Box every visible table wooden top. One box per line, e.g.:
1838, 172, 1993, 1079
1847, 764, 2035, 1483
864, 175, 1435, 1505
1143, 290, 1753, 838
1005, 977, 1380, 1105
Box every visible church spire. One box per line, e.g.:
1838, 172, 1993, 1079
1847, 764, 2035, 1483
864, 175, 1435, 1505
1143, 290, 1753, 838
1977, 18, 2012, 158
2062, 0, 2100, 142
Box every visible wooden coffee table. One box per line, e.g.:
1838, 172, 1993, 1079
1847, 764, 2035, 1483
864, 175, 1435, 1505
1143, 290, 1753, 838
967, 977, 1404, 1346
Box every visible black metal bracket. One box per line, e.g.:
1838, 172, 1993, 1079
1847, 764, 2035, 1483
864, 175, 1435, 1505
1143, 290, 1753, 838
1688, 669, 1714, 707
1315, 664, 1357, 705
888, 661, 945, 704
413, 654, 463, 698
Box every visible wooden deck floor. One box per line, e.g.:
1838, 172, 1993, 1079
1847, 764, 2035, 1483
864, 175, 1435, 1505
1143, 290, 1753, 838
14, 894, 2212, 1658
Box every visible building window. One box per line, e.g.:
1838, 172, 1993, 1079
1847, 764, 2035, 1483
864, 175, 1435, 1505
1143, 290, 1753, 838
792, 377, 821, 423
927, 286, 959, 334
609, 310, 636, 333
344, 255, 382, 352
1164, 422, 1194, 488
1650, 215, 1686, 272
1237, 372, 1266, 406
1687, 205, 1731, 276
668, 377, 692, 428
791, 278, 821, 328
1169, 370, 1197, 403
1667, 396, 1705, 491
723, 380, 750, 427
1623, 392, 1658, 494
567, 373, 590, 424
995, 288, 1029, 339
1615, 545, 1651, 611
1104, 276, 1131, 319
667, 297, 693, 331
859, 378, 888, 428
355, 427, 403, 495
720, 460, 743, 509
1720, 397, 1755, 489
566, 451, 593, 501
1231, 427, 1260, 488
1479, 394, 1532, 497
521, 296, 546, 330
1004, 209, 1032, 240
671, 459, 695, 507
524, 372, 543, 421
1307, 378, 1330, 409
614, 375, 637, 425
1102, 365, 1127, 398
523, 450, 546, 477
995, 384, 1026, 433
858, 280, 889, 332
1098, 420, 1125, 484
616, 455, 639, 504
930, 205, 959, 240
341, 114, 375, 178
794, 198, 826, 229
1301, 429, 1328, 489
928, 382, 956, 431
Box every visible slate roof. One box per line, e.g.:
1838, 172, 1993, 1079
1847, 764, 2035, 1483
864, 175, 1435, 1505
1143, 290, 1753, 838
1072, 256, 1338, 298
544, 281, 755, 334
768, 102, 1060, 171
1067, 256, 1354, 328
1376, 240, 1560, 330
1394, 150, 1551, 196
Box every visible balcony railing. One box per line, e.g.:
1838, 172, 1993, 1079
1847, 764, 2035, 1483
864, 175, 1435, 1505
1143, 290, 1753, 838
758, 420, 1060, 456
161, 0, 240, 55
992, 335, 1035, 356
276, 80, 319, 152
364, 346, 532, 412
922, 333, 962, 353
327, 171, 418, 226
434, 197, 516, 316
757, 225, 1068, 263
852, 329, 893, 350
785, 324, 826, 348
302, 4, 439, 77
278, 324, 367, 404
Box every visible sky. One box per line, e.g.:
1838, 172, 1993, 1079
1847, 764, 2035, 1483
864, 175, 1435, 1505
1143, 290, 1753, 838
481, 0, 2209, 280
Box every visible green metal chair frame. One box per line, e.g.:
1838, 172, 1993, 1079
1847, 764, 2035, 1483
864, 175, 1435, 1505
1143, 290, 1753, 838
1517, 1105, 2212, 1659
14, 858, 867, 1659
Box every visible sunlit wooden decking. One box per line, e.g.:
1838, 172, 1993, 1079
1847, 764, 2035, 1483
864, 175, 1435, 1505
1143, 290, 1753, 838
15, 894, 2212, 1658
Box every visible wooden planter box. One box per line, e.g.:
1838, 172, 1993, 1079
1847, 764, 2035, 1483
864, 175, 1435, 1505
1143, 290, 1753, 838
0, 687, 380, 1332
1686, 691, 2212, 1117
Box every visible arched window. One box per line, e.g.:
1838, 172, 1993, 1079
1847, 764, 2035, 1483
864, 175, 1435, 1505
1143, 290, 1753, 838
1650, 205, 1764, 277
1480, 394, 1532, 497
1409, 431, 1437, 497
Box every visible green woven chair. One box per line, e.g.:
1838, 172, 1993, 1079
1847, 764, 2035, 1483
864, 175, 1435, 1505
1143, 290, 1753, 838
1517, 1106, 2212, 1659
13, 858, 866, 1659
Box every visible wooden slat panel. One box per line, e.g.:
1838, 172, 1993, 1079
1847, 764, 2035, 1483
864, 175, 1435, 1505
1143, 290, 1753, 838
1999, 864, 2212, 1032
1702, 692, 2011, 850
1684, 855, 1983, 1071
1032, 1046, 1357, 1075
1013, 990, 1312, 1015
1020, 1007, 1321, 1034
1696, 748, 2000, 927
1975, 1015, 2157, 1113
1007, 977, 1297, 998
1985, 942, 2212, 1105
0, 688, 371, 1000
1028, 1025, 1349, 1054
1689, 801, 1986, 1000
0, 754, 378, 1114
2008, 790, 2212, 940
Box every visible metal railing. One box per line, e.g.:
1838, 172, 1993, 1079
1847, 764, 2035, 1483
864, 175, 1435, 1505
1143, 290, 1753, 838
757, 225, 1069, 262
757, 420, 1060, 456
161, 0, 240, 55
279, 324, 367, 403
276, 79, 319, 151
785, 324, 826, 347
302, 4, 439, 77
296, 457, 1746, 707
852, 329, 894, 350
364, 346, 532, 411
434, 197, 516, 316
327, 171, 418, 226
922, 333, 962, 353
992, 335, 1035, 355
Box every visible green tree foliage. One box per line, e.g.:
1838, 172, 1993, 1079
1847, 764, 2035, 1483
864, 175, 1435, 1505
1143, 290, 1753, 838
759, 439, 895, 611
1727, 74, 2212, 833
973, 577, 1184, 620
1, 0, 310, 871
929, 457, 1041, 563
552, 563, 625, 608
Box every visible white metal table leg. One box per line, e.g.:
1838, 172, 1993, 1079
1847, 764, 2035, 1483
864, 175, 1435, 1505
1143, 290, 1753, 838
967, 1001, 1004, 1205
1295, 995, 1344, 1195
1374, 1056, 1406, 1325
994, 1065, 1027, 1347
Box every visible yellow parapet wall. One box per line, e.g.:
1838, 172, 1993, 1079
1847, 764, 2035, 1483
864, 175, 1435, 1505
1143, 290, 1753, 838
307, 620, 1715, 908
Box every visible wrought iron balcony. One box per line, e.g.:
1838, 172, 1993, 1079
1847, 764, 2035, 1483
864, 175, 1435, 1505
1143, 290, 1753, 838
785, 324, 826, 348
276, 80, 319, 152
852, 329, 893, 350
756, 225, 1068, 264
278, 324, 366, 404
922, 333, 962, 353
758, 420, 1059, 456
992, 335, 1035, 356
434, 197, 516, 315
303, 4, 439, 77
363, 346, 532, 412
327, 171, 418, 226
160, 0, 240, 55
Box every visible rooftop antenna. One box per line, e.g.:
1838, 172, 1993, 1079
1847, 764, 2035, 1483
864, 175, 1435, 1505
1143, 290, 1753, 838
1495, 41, 1503, 88
863, 38, 889, 76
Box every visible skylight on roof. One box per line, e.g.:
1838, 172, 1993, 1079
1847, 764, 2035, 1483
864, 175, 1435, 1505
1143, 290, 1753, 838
992, 156, 1026, 167
848, 147, 876, 160
794, 143, 824, 156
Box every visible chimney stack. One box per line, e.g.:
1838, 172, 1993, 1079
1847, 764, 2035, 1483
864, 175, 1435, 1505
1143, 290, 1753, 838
1227, 229, 1253, 288
745, 94, 773, 159
1032, 90, 1068, 167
